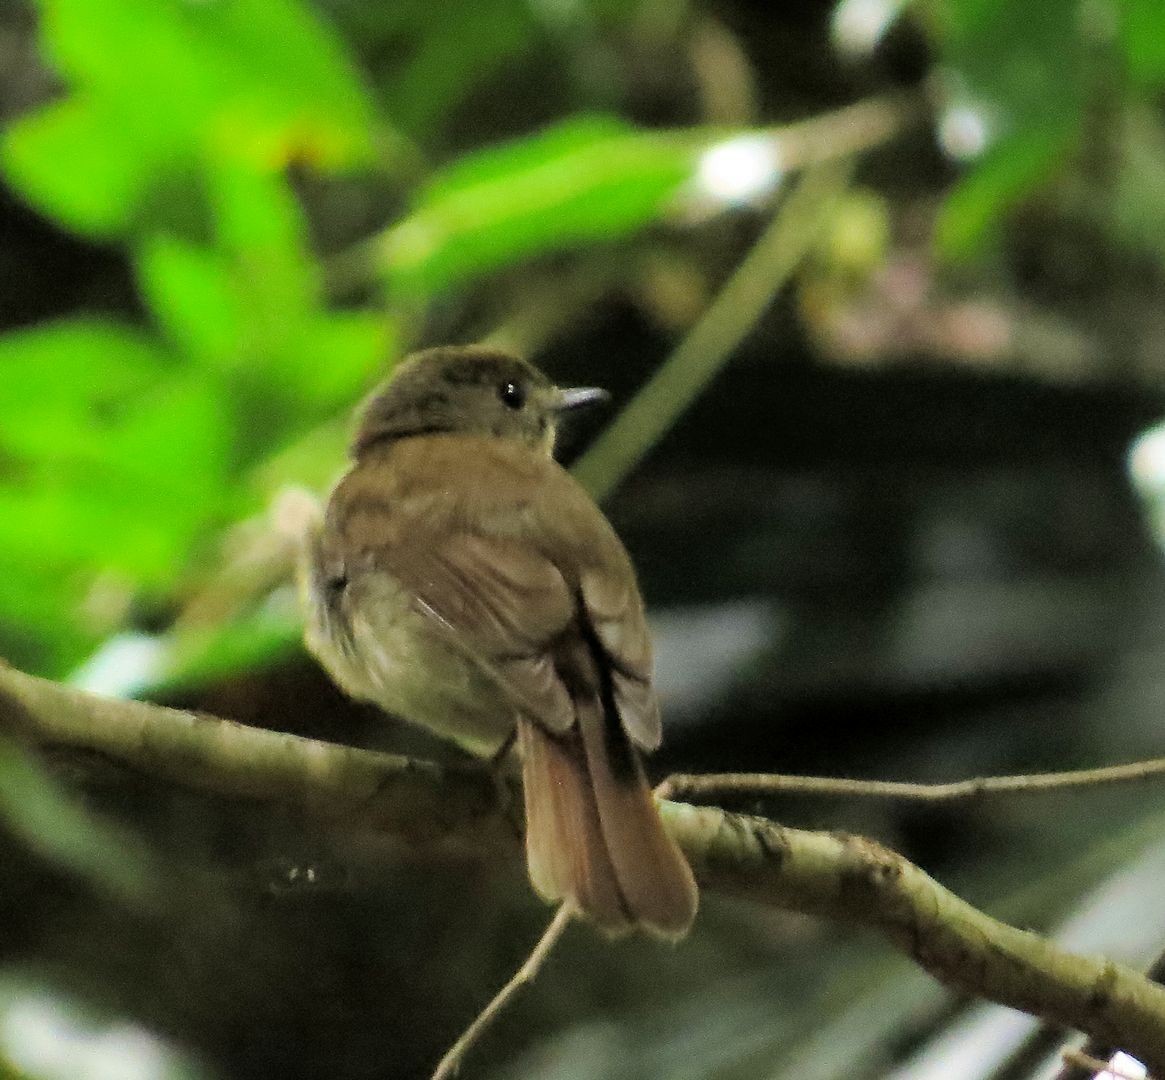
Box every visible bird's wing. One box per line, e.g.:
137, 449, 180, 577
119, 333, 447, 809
336, 437, 661, 748
507, 460, 661, 750
507, 460, 662, 750
388, 511, 662, 751
379, 527, 579, 733
576, 562, 661, 750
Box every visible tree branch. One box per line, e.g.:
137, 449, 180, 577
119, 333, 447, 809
670, 801, 1165, 1074
2, 662, 1165, 1073
657, 759, 1165, 803
0, 661, 517, 859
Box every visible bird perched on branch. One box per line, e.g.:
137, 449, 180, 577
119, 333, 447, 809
302, 344, 697, 938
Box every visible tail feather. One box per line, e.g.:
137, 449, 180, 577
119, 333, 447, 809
518, 716, 631, 935
575, 696, 697, 939
517, 706, 697, 940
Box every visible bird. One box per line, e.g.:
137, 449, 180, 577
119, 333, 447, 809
302, 344, 697, 939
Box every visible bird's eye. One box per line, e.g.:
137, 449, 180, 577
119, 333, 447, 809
498, 381, 526, 409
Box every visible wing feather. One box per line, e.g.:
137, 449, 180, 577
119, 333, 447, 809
332, 435, 662, 748
578, 568, 660, 750
383, 531, 577, 732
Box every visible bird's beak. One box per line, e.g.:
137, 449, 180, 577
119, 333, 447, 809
556, 386, 610, 412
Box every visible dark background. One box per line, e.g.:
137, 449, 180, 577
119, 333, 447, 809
2, 1, 1165, 1077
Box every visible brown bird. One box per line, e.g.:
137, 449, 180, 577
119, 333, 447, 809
302, 344, 697, 938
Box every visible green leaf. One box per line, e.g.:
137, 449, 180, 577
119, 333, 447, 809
207, 159, 306, 260
137, 236, 243, 367
1119, 0, 1165, 88
935, 0, 1085, 131
0, 561, 93, 677
1, 96, 174, 236
4, 0, 375, 237
326, 0, 540, 142
0, 320, 235, 674
287, 312, 395, 408
379, 116, 698, 295
936, 125, 1073, 259
927, 0, 1087, 257
99, 377, 233, 571
138, 167, 392, 429
0, 375, 229, 584
0, 320, 171, 461
0, 321, 231, 579
379, 0, 537, 137
200, 163, 318, 387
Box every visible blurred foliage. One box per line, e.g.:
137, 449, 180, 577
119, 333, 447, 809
0, 0, 707, 681
2, 0, 374, 234
930, 0, 1165, 257
379, 116, 699, 297
0, 0, 389, 677
0, 974, 208, 1080
2, 0, 1163, 681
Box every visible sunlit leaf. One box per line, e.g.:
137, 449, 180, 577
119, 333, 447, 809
1, 96, 173, 236
287, 313, 395, 408
0, 320, 235, 674
378, 116, 698, 295
0, 320, 231, 582
207, 160, 306, 262
0, 320, 171, 461
137, 237, 243, 368
0, 561, 92, 677
1119, 0, 1165, 88
4, 0, 375, 237
200, 163, 318, 387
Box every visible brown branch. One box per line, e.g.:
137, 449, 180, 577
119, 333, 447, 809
667, 800, 1165, 1074
2, 662, 1165, 1073
657, 759, 1165, 804
0, 661, 517, 859
1056, 951, 1165, 1080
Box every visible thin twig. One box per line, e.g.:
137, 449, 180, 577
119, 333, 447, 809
430, 905, 574, 1080
747, 91, 924, 173
656, 758, 1165, 804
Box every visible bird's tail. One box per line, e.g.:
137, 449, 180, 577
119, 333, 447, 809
517, 702, 697, 939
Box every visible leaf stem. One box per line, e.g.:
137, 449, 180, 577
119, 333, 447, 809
572, 158, 854, 501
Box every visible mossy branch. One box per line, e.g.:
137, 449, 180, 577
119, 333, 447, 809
1, 662, 1164, 1072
